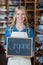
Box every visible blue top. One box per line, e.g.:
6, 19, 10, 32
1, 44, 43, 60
4, 25, 34, 52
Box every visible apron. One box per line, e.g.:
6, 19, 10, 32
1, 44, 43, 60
7, 32, 31, 65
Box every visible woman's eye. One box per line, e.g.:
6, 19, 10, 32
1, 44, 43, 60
17, 13, 19, 15
21, 13, 24, 15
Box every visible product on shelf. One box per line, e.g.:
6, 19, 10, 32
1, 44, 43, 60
8, 0, 19, 6
36, 56, 43, 64
9, 6, 16, 11
40, 13, 43, 24
9, 12, 14, 17
0, 35, 4, 41
36, 34, 43, 43
0, 15, 7, 19
0, 6, 7, 11
36, 0, 43, 8
28, 11, 34, 18
36, 25, 43, 33
26, 3, 34, 9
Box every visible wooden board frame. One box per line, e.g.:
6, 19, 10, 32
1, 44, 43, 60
6, 37, 33, 58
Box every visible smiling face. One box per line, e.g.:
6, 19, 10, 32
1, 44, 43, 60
16, 9, 25, 24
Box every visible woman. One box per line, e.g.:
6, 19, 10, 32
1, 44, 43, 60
4, 6, 34, 65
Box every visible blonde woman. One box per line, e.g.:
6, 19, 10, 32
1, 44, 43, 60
4, 6, 34, 65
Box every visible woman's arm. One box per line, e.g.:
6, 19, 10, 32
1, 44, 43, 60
4, 26, 11, 53
4, 26, 11, 49
24, 28, 34, 59
30, 28, 34, 57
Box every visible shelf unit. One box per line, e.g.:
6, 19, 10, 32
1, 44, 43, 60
24, 0, 35, 28
24, 0, 36, 65
0, 0, 7, 45
35, 0, 43, 65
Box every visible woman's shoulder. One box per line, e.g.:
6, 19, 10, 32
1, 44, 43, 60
30, 27, 34, 32
29, 28, 34, 38
5, 25, 11, 36
26, 26, 33, 32
26, 26, 34, 38
6, 25, 10, 29
5, 25, 10, 32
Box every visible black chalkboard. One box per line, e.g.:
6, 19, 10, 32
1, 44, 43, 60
7, 37, 33, 57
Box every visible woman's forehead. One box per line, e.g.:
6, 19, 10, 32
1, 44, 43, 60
16, 9, 25, 13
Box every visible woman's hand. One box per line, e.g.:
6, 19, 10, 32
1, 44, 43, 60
24, 56, 32, 59
6, 55, 14, 58
5, 50, 14, 58
5, 47, 14, 58
24, 56, 30, 59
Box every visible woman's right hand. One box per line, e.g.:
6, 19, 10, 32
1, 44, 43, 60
6, 55, 14, 58
5, 47, 13, 58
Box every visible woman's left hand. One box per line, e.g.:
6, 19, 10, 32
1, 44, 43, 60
24, 56, 32, 59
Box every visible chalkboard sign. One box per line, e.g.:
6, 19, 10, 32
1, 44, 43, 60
6, 37, 33, 57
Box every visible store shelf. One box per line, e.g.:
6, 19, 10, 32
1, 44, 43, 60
36, 8, 43, 11
0, 0, 7, 45
0, 32, 5, 34
25, 1, 34, 3
35, 0, 43, 64
0, 40, 4, 43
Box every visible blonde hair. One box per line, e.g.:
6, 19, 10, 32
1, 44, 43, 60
10, 6, 29, 31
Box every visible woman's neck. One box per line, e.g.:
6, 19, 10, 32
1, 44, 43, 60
16, 22, 25, 31
16, 22, 24, 26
